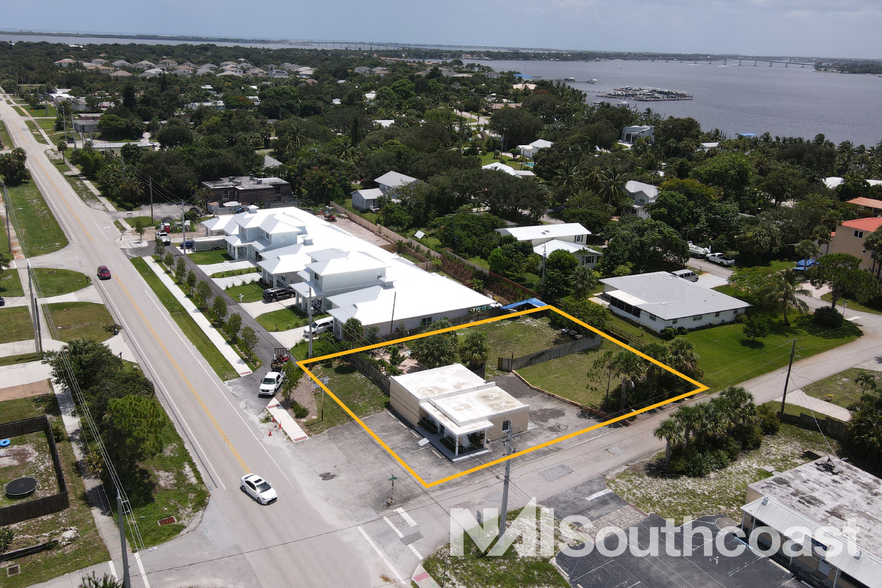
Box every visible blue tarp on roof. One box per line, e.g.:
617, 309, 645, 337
502, 298, 547, 310
514, 73, 533, 80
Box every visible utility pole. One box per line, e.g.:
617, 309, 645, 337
149, 178, 153, 222
117, 494, 132, 588
181, 200, 186, 254
3, 183, 10, 252
388, 291, 397, 339
27, 261, 42, 355
497, 425, 515, 543
779, 339, 797, 416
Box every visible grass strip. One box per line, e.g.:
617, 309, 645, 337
25, 119, 48, 143
131, 257, 238, 381
0, 119, 13, 149
5, 178, 69, 256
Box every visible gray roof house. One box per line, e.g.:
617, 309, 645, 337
599, 272, 749, 333
375, 171, 419, 196
625, 180, 660, 219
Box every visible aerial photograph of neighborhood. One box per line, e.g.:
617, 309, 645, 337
0, 1, 880, 587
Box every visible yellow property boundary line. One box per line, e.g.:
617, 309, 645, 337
297, 305, 708, 488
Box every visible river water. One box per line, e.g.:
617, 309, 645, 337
474, 59, 882, 147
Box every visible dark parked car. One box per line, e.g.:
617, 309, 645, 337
0, 296, 5, 307
97, 266, 111, 280
263, 287, 293, 302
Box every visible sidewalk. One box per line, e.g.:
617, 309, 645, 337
265, 397, 309, 442
772, 389, 853, 421
143, 256, 252, 376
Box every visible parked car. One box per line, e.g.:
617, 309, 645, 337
687, 241, 711, 257
156, 231, 171, 245
263, 287, 293, 302
240, 473, 277, 505
671, 269, 699, 282
304, 316, 334, 339
706, 253, 735, 267
0, 296, 4, 307
259, 371, 284, 397
97, 266, 112, 280
184, 240, 195, 250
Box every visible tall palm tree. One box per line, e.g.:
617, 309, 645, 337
612, 350, 647, 410
795, 239, 819, 270
719, 386, 756, 427
654, 418, 684, 466
459, 331, 490, 371
699, 401, 727, 439
863, 227, 882, 278
762, 269, 811, 327
598, 169, 628, 206
553, 161, 583, 201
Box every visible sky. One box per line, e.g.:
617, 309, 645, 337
1, 0, 880, 59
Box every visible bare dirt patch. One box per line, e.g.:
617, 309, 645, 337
285, 373, 319, 419
0, 379, 53, 402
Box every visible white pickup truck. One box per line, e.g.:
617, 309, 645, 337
706, 252, 735, 267
156, 231, 171, 246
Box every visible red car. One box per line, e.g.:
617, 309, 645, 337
97, 266, 111, 280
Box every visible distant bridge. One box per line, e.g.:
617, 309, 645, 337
653, 57, 815, 68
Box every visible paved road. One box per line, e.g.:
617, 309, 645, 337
0, 95, 395, 587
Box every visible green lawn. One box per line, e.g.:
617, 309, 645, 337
0, 267, 24, 297
683, 314, 861, 392
455, 315, 564, 377
0, 119, 13, 149
61, 169, 100, 203
14, 105, 28, 117
0, 352, 42, 367
256, 306, 313, 331
339, 199, 379, 224
48, 302, 114, 343
0, 306, 35, 344
0, 395, 109, 588
34, 268, 90, 297
186, 249, 233, 265
223, 280, 266, 303
131, 257, 238, 380
302, 361, 390, 435
732, 258, 795, 272
819, 292, 882, 315
27, 104, 57, 117
5, 178, 69, 256
803, 367, 874, 410
517, 342, 613, 409
467, 256, 490, 270
25, 119, 47, 143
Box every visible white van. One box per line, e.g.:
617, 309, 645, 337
671, 269, 699, 282
304, 317, 334, 339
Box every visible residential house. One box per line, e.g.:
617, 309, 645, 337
625, 180, 660, 219
742, 458, 882, 588
111, 60, 131, 68
73, 114, 102, 134
621, 125, 654, 143
156, 59, 178, 70
517, 139, 553, 159
139, 68, 164, 79
599, 272, 750, 333
351, 188, 388, 211
268, 69, 289, 79
390, 364, 529, 459
371, 67, 389, 76
827, 217, 882, 272
95, 65, 115, 74
825, 177, 882, 191
54, 58, 77, 68
132, 60, 155, 70
847, 197, 882, 216
482, 162, 535, 178
496, 222, 598, 268
109, 70, 133, 78
90, 58, 107, 65
533, 240, 601, 269
354, 66, 372, 75
200, 175, 293, 207
375, 171, 419, 196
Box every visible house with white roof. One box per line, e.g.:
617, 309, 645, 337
390, 364, 529, 459
599, 272, 749, 333
533, 241, 601, 268
496, 222, 598, 267
375, 171, 420, 196
203, 207, 496, 336
517, 139, 553, 159
482, 162, 535, 178
621, 125, 654, 144
742, 458, 882, 588
351, 187, 390, 211
625, 180, 660, 219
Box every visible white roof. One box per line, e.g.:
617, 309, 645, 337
533, 240, 599, 257
308, 251, 388, 276
482, 162, 519, 177
373, 119, 395, 128
600, 271, 750, 320
497, 223, 590, 242
529, 139, 553, 149
352, 188, 384, 200
625, 180, 659, 198
825, 176, 882, 189
375, 171, 418, 189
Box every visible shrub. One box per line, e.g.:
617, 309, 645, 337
661, 326, 677, 339
814, 306, 844, 328
757, 404, 781, 435
677, 326, 688, 336
290, 401, 309, 419
734, 312, 746, 323
52, 422, 66, 443
732, 423, 763, 450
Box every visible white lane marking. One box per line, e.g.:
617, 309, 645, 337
135, 551, 151, 588
586, 489, 612, 502
384, 515, 423, 560
357, 525, 402, 582
108, 560, 117, 579
383, 516, 404, 538
394, 507, 418, 527
93, 220, 113, 240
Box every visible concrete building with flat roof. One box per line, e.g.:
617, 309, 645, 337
742, 458, 882, 588
200, 175, 293, 206
389, 364, 529, 459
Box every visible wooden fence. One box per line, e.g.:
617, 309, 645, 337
345, 352, 390, 394
498, 334, 601, 372
779, 412, 848, 440
0, 416, 70, 526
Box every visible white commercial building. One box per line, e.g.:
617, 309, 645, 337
599, 272, 749, 333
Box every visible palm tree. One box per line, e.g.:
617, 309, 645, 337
570, 265, 598, 300
459, 331, 490, 371
553, 161, 583, 201
719, 386, 756, 427
667, 338, 700, 377
795, 239, 819, 270
654, 418, 684, 466
762, 269, 811, 327
643, 342, 670, 400
863, 227, 882, 278
598, 169, 628, 206
674, 404, 702, 446
612, 350, 647, 410
699, 401, 728, 439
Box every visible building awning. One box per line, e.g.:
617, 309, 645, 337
421, 403, 493, 437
